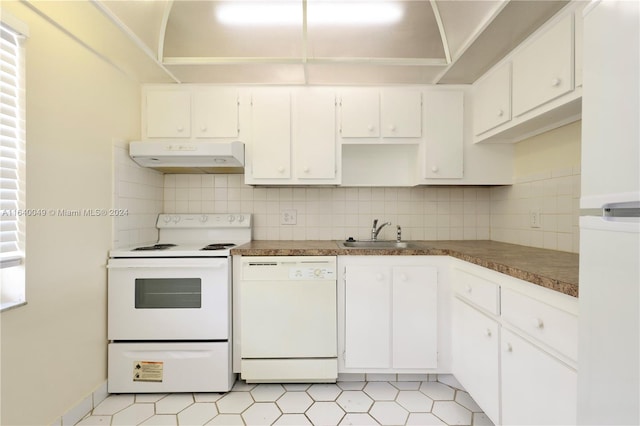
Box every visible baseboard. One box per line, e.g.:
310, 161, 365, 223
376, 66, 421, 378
50, 381, 108, 426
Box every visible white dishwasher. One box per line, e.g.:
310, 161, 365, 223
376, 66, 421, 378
239, 256, 337, 383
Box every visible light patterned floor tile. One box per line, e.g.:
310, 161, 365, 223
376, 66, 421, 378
139, 414, 178, 426
136, 394, 167, 403
217, 391, 253, 414
251, 384, 286, 402
232, 380, 256, 391
305, 401, 346, 426
337, 381, 366, 391
194, 393, 225, 403
205, 414, 244, 425
336, 391, 374, 413
406, 412, 447, 425
307, 383, 342, 401
155, 394, 194, 414
339, 413, 378, 425
396, 390, 435, 412
432, 401, 473, 426
455, 391, 482, 413
282, 383, 311, 391
437, 375, 464, 391
472, 412, 495, 426
92, 394, 135, 415
276, 391, 314, 413
111, 403, 155, 425
370, 401, 409, 425
273, 414, 313, 425
75, 415, 111, 425
390, 381, 421, 391
419, 382, 456, 401
363, 382, 399, 400
242, 402, 282, 425
177, 403, 218, 425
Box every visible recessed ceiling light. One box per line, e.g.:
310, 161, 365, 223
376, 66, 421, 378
216, 2, 403, 27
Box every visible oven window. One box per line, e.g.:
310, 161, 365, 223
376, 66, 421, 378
135, 278, 201, 309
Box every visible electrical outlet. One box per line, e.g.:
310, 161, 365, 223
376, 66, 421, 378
281, 209, 297, 225
530, 209, 541, 228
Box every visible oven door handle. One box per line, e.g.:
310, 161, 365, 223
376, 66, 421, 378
106, 263, 226, 269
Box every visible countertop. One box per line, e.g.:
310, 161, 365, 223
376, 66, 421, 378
231, 240, 579, 297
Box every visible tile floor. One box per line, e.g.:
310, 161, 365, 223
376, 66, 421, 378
77, 377, 494, 426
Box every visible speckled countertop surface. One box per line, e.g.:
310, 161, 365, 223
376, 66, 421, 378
231, 240, 579, 297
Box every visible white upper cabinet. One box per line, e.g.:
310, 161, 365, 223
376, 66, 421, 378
144, 87, 239, 139
340, 89, 422, 142
293, 91, 337, 181
473, 62, 511, 136
192, 89, 239, 138
381, 90, 422, 138
340, 89, 380, 138
249, 91, 291, 180
422, 90, 464, 179
145, 90, 191, 138
246, 89, 339, 185
512, 14, 574, 117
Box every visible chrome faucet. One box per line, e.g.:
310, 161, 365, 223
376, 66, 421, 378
371, 219, 391, 241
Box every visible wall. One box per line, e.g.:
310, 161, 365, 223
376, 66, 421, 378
163, 174, 492, 241
490, 121, 581, 252
0, 2, 140, 425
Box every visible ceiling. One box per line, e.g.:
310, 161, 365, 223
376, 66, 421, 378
93, 0, 570, 85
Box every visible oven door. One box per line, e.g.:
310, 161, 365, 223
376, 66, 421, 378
108, 257, 229, 340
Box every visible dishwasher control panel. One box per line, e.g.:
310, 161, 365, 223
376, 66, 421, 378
289, 266, 335, 280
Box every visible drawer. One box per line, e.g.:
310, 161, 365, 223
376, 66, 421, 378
454, 269, 500, 315
501, 288, 578, 361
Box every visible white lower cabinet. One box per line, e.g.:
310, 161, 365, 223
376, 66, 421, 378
339, 257, 439, 372
501, 329, 577, 425
453, 261, 578, 425
452, 298, 500, 424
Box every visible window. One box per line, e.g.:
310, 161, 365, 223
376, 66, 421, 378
1, 15, 27, 311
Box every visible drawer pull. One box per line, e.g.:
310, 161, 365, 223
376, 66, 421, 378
532, 318, 544, 329
376, 273, 384, 281
505, 342, 513, 352
485, 328, 492, 337
399, 273, 408, 282
465, 285, 472, 294
551, 78, 561, 87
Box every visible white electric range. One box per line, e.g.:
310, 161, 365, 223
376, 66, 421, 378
107, 213, 251, 393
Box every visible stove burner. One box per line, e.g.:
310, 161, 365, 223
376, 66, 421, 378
201, 243, 236, 251
133, 243, 177, 251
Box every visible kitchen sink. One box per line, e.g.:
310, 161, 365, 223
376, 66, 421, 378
338, 240, 415, 249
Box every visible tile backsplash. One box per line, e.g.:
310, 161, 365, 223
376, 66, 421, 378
114, 167, 580, 253
163, 175, 491, 242
490, 166, 580, 253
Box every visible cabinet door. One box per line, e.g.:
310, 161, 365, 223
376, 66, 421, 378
381, 90, 422, 138
145, 90, 191, 137
392, 266, 437, 368
340, 90, 380, 138
193, 89, 239, 138
294, 91, 336, 180
501, 329, 577, 425
250, 92, 291, 179
473, 62, 511, 135
512, 15, 574, 117
452, 298, 500, 424
423, 90, 463, 179
344, 265, 390, 368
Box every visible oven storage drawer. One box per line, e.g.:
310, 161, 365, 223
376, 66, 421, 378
108, 342, 234, 393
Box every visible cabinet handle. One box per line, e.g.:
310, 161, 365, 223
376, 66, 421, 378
200, 126, 207, 132
368, 125, 375, 132
177, 126, 184, 132
497, 109, 504, 117
532, 317, 544, 329
431, 166, 439, 173
277, 167, 285, 173
465, 285, 472, 294
551, 78, 561, 87
485, 328, 492, 337
389, 125, 397, 132
303, 167, 310, 173
375, 273, 384, 281
399, 273, 408, 282
505, 342, 513, 352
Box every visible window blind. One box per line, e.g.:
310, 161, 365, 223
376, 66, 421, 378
0, 24, 24, 268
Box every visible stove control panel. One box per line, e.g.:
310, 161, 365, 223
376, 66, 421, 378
157, 213, 252, 228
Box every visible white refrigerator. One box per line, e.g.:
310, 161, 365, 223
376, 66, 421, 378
578, 1, 640, 424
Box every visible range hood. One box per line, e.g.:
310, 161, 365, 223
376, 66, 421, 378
129, 140, 245, 174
